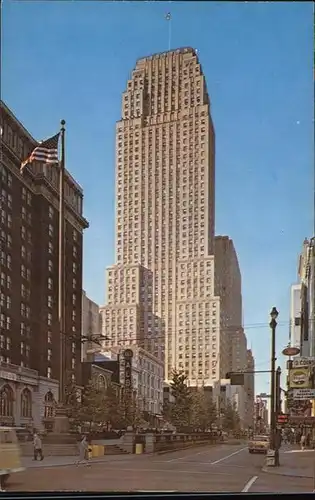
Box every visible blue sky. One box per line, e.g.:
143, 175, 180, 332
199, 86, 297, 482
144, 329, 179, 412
3, 1, 313, 394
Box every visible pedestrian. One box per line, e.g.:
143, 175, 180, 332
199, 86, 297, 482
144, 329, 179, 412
76, 435, 89, 466
33, 433, 44, 461
300, 434, 306, 451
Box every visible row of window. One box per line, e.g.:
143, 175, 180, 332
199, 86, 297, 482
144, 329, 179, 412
0, 386, 32, 418
0, 313, 11, 329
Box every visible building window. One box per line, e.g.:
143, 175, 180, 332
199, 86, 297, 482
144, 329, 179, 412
97, 375, 107, 391
0, 384, 14, 417
44, 391, 54, 417
21, 388, 32, 418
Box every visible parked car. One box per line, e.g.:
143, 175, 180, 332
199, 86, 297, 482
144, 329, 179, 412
0, 426, 25, 490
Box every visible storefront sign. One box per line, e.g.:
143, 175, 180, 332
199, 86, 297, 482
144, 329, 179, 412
293, 388, 315, 400
292, 357, 315, 368
289, 368, 311, 389
288, 416, 315, 426
282, 346, 300, 357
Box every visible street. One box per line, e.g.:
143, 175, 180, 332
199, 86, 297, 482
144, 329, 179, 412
7, 444, 314, 493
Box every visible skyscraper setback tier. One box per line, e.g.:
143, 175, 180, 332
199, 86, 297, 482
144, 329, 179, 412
102, 48, 221, 385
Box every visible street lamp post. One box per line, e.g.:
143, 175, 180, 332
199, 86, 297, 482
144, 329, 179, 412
269, 306, 279, 466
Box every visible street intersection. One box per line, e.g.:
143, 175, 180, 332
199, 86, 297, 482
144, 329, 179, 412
9, 443, 314, 493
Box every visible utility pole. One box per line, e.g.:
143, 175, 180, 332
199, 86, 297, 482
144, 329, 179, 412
276, 367, 282, 415
269, 307, 279, 466
275, 366, 281, 466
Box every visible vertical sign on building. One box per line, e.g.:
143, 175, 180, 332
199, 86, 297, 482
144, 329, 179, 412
124, 349, 133, 400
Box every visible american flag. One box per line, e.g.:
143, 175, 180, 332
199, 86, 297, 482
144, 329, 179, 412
20, 132, 60, 174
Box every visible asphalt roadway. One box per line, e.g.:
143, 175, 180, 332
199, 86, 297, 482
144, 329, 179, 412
7, 443, 314, 493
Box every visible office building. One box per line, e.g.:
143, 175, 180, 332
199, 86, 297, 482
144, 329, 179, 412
81, 291, 101, 362
244, 349, 255, 429
214, 236, 246, 377
289, 284, 302, 352
298, 238, 315, 357
254, 396, 268, 434
0, 101, 88, 426
102, 47, 220, 385
101, 345, 164, 419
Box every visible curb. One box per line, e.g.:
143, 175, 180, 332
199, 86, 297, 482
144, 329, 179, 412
261, 466, 313, 479
22, 457, 112, 470
153, 440, 243, 456
155, 441, 221, 456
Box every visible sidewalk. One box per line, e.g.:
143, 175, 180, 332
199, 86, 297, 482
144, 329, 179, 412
22, 454, 135, 469
262, 446, 315, 479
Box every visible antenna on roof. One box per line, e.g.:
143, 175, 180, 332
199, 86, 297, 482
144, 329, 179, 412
165, 12, 172, 51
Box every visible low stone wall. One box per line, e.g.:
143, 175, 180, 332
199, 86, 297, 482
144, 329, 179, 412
154, 433, 218, 452
119, 432, 219, 454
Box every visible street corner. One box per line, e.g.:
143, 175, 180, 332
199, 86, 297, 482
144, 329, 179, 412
261, 465, 313, 480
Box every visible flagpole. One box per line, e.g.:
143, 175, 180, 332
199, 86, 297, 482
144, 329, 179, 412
58, 119, 66, 405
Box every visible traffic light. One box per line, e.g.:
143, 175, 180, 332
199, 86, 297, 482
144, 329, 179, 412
225, 373, 245, 386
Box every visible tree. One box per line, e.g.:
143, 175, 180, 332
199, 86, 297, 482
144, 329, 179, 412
120, 392, 147, 429
102, 384, 124, 428
76, 381, 107, 429
169, 370, 192, 430
190, 390, 217, 431
222, 399, 240, 432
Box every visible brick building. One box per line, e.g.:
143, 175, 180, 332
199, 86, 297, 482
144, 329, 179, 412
0, 101, 88, 427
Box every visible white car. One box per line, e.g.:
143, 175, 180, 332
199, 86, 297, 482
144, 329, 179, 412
248, 435, 269, 454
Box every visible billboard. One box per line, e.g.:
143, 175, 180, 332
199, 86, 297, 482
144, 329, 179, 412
288, 367, 311, 389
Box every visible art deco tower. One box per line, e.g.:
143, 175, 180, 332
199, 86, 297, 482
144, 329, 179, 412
101, 48, 222, 385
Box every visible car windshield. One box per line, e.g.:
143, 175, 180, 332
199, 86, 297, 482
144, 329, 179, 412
254, 436, 269, 442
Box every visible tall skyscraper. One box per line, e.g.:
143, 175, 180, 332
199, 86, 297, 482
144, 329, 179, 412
214, 236, 245, 377
102, 47, 220, 385
81, 291, 101, 362
245, 349, 255, 429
